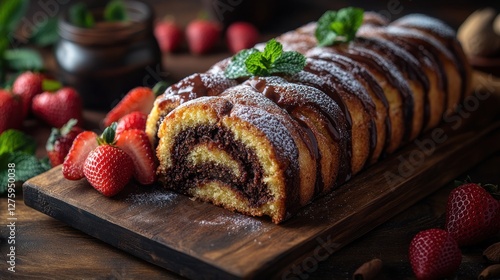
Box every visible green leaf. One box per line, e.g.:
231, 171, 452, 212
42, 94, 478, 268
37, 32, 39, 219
98, 122, 117, 145
29, 17, 59, 47
0, 152, 51, 191
42, 79, 62, 92
224, 48, 257, 79
104, 0, 128, 22
0, 0, 28, 34
245, 52, 269, 76
0, 130, 36, 156
315, 7, 364, 47
262, 39, 282, 63
69, 2, 94, 28
224, 40, 306, 79
270, 51, 306, 75
4, 48, 43, 71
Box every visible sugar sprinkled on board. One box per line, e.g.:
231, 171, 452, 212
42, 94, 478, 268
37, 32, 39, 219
197, 215, 267, 235
126, 190, 179, 209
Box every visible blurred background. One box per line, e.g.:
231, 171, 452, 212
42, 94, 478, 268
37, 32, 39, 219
9, 0, 500, 103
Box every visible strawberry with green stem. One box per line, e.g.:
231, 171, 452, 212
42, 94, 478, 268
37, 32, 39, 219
32, 86, 83, 128
46, 118, 84, 167
446, 180, 500, 246
83, 123, 134, 197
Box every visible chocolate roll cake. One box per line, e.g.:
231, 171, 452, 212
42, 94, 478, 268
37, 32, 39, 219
147, 11, 471, 223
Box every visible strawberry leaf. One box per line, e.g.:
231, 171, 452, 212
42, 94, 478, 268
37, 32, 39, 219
224, 39, 305, 79
42, 79, 63, 92
315, 7, 364, 47
99, 122, 118, 145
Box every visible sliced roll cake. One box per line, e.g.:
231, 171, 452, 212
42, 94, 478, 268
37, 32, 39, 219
147, 10, 471, 223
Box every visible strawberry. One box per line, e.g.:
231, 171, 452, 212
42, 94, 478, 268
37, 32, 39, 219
84, 144, 134, 197
116, 111, 148, 135
12, 71, 43, 119
83, 123, 134, 196
409, 228, 462, 280
32, 87, 83, 128
154, 19, 183, 52
0, 89, 23, 133
46, 119, 84, 167
445, 183, 500, 246
116, 129, 157, 185
186, 19, 221, 54
62, 130, 98, 180
226, 22, 259, 54
103, 87, 154, 127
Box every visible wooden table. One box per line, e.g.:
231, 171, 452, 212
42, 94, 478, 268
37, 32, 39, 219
2, 1, 500, 279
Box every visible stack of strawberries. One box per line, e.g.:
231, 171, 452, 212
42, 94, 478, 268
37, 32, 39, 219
61, 85, 160, 197
0, 71, 83, 135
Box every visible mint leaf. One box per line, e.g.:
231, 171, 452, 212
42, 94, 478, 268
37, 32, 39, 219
0, 130, 36, 156
29, 17, 59, 47
315, 7, 364, 47
104, 0, 128, 22
245, 52, 268, 76
224, 39, 306, 79
262, 39, 282, 63
70, 3, 94, 28
8, 152, 50, 181
5, 48, 44, 71
224, 48, 258, 79
270, 51, 306, 74
0, 153, 51, 193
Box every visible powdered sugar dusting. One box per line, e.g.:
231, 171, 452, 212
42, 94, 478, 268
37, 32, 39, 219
392, 14, 456, 39
232, 103, 298, 165
197, 215, 265, 234
126, 190, 179, 209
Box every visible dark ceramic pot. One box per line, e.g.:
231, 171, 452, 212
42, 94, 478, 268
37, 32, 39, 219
55, 0, 162, 111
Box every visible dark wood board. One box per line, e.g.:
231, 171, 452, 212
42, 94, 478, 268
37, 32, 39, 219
23, 78, 500, 279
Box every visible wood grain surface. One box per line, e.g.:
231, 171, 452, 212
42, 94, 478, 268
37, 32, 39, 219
21, 79, 500, 279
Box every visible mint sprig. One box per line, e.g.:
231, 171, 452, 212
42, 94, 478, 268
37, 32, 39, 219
0, 129, 51, 194
224, 39, 306, 79
315, 7, 364, 47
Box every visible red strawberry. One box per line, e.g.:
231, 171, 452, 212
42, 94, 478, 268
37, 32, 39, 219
62, 131, 98, 180
154, 19, 183, 52
103, 87, 155, 127
12, 71, 43, 118
116, 129, 157, 185
409, 229, 462, 280
0, 89, 23, 133
226, 22, 259, 54
32, 87, 83, 128
46, 119, 84, 167
116, 111, 148, 135
445, 183, 500, 246
84, 144, 134, 197
186, 19, 221, 55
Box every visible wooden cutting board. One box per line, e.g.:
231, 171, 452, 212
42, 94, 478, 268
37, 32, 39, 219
23, 72, 500, 279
